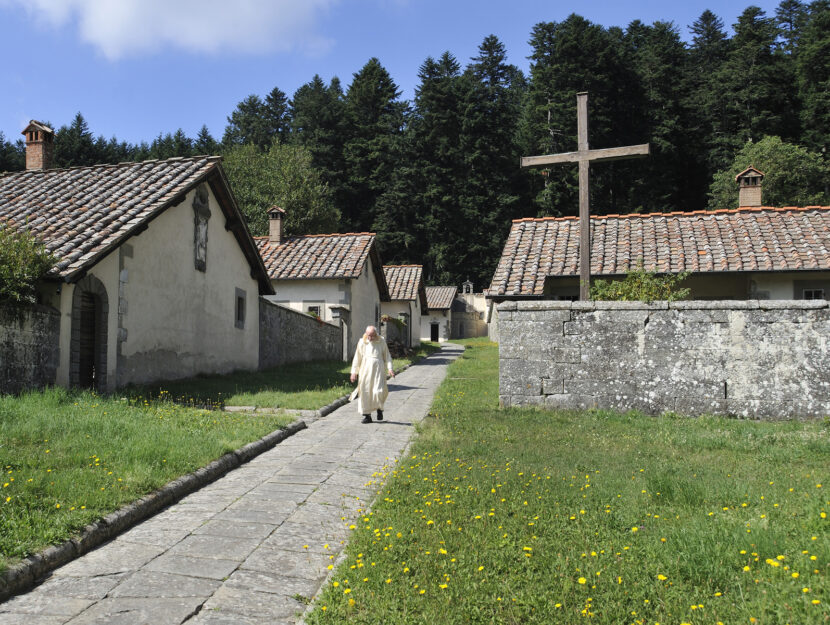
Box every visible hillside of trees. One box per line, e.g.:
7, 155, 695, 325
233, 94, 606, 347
1, 3, 828, 288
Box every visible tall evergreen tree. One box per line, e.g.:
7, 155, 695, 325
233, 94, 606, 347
223, 94, 277, 149
457, 36, 527, 286
687, 10, 733, 179
342, 58, 407, 232
0, 132, 25, 172
626, 21, 696, 210
718, 7, 792, 148
289, 75, 348, 221
797, 0, 830, 151
776, 0, 807, 54
194, 125, 219, 155
522, 15, 642, 217
54, 113, 97, 167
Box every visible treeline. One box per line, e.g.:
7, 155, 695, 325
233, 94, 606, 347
1, 3, 828, 287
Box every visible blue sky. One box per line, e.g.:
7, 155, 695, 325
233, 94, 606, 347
0, 0, 783, 145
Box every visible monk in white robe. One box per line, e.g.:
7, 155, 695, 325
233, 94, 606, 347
350, 325, 394, 423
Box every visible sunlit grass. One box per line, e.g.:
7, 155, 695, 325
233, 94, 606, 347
307, 339, 828, 624
0, 387, 295, 573
128, 344, 440, 409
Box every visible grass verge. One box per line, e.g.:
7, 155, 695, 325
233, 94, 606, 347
129, 343, 441, 409
0, 388, 295, 573
307, 338, 828, 625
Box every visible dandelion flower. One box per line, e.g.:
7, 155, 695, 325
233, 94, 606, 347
578, 577, 587, 585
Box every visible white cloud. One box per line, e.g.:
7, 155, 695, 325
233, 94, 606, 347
6, 0, 336, 59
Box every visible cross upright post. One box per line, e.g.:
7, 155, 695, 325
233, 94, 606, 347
521, 92, 649, 300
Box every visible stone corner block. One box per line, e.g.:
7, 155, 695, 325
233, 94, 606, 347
497, 301, 517, 311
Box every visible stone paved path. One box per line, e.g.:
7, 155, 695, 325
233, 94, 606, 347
0, 344, 463, 625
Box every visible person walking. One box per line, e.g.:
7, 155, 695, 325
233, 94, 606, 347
350, 325, 395, 423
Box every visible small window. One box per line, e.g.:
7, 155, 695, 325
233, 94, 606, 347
234, 288, 246, 329
375, 304, 380, 325
804, 288, 825, 300
307, 305, 321, 318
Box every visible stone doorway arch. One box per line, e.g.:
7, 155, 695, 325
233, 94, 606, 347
70, 275, 109, 391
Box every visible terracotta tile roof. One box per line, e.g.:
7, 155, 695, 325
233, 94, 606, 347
489, 206, 830, 297
256, 233, 390, 300
0, 156, 272, 292
384, 265, 423, 300
425, 286, 457, 310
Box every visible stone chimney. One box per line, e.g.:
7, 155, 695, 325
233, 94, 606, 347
22, 121, 54, 171
268, 206, 285, 244
736, 166, 765, 207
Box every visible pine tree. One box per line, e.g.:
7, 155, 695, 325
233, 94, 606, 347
264, 87, 291, 144
626, 21, 696, 210
457, 36, 527, 286
687, 10, 733, 177
194, 125, 219, 155
289, 75, 348, 222
776, 0, 807, 54
0, 132, 25, 172
342, 58, 407, 232
54, 113, 97, 167
797, 0, 830, 151
222, 94, 272, 149
522, 15, 641, 216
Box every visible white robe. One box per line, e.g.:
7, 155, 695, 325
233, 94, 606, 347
350, 337, 393, 414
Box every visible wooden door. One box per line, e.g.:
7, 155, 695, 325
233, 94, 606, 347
430, 323, 439, 342
78, 293, 97, 389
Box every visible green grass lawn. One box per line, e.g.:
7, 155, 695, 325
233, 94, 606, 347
307, 339, 828, 625
129, 343, 441, 409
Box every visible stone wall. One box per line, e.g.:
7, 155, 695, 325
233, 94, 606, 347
0, 304, 60, 394
498, 300, 830, 419
259, 298, 342, 369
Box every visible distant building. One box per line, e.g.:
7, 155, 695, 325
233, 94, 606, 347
381, 265, 427, 348
255, 208, 390, 360
451, 280, 488, 339
421, 286, 457, 342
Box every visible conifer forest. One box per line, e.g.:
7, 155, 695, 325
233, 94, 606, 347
1, 4, 828, 287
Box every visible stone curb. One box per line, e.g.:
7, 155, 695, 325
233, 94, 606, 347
0, 420, 307, 602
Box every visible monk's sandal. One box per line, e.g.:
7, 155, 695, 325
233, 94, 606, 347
376, 409, 384, 421
361, 415, 372, 424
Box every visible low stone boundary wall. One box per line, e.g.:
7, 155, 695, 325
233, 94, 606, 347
259, 298, 342, 369
498, 300, 830, 419
0, 304, 60, 394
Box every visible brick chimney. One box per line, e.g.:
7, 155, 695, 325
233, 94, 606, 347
736, 166, 764, 207
22, 121, 54, 171
268, 206, 285, 243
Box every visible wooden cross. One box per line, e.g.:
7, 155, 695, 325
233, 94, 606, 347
521, 92, 649, 300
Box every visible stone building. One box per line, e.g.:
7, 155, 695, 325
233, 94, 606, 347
421, 286, 456, 342
381, 265, 427, 348
450, 280, 489, 339
255, 208, 389, 360
0, 122, 273, 392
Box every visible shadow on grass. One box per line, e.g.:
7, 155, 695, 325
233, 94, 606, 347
123, 359, 352, 408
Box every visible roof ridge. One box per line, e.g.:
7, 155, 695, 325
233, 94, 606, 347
0, 154, 221, 178
512, 205, 830, 223
254, 232, 376, 242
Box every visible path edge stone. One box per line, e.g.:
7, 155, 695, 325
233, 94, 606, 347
0, 420, 308, 602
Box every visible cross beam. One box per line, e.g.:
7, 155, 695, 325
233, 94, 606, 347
521, 92, 649, 300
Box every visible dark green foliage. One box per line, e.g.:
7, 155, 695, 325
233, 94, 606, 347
341, 58, 407, 232
0, 226, 55, 303
708, 135, 829, 208
797, 0, 830, 151
0, 132, 24, 172
222, 91, 290, 149
590, 266, 691, 301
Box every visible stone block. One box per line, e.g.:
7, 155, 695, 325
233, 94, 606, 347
670, 300, 759, 310
497, 301, 518, 311
593, 300, 663, 310
544, 393, 599, 411
541, 377, 564, 395
500, 358, 542, 396
761, 299, 827, 310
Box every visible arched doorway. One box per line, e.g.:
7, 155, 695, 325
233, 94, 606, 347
70, 275, 108, 391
